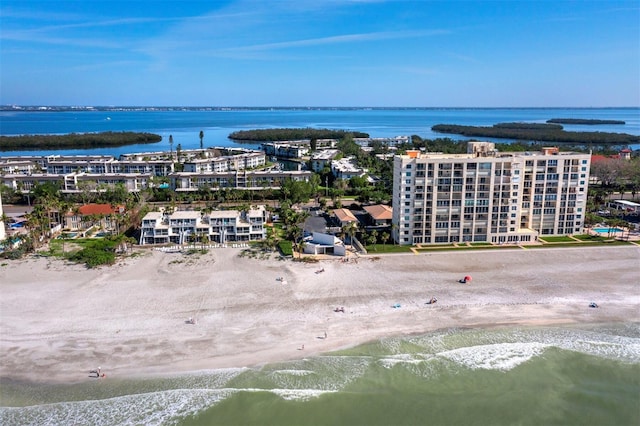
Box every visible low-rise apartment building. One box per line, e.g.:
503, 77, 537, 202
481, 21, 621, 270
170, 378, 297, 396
310, 149, 340, 172
261, 141, 310, 159
331, 157, 367, 180
354, 136, 411, 147
392, 142, 591, 245
172, 170, 313, 192
139, 206, 267, 245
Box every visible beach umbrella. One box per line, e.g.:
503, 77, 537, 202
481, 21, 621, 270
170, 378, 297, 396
464, 275, 472, 282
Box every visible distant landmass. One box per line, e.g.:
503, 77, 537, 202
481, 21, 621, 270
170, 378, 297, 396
431, 122, 639, 144
229, 128, 369, 141
547, 118, 625, 125
0, 132, 162, 151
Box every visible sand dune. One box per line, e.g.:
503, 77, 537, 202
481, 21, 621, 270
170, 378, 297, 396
1, 245, 638, 384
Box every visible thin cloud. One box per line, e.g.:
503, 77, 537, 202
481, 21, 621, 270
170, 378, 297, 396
446, 52, 480, 64
0, 7, 83, 22
1, 30, 125, 49
31, 17, 178, 33
227, 29, 450, 52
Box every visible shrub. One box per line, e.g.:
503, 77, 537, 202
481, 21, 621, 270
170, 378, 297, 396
278, 240, 293, 256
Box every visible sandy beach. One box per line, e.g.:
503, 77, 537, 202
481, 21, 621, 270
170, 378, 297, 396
1, 245, 638, 384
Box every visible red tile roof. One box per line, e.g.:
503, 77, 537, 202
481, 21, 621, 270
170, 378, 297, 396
333, 208, 358, 223
77, 204, 123, 215
591, 154, 620, 164
363, 204, 393, 220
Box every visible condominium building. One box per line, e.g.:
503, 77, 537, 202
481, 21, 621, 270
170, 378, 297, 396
0, 192, 5, 242
139, 206, 268, 245
310, 149, 340, 172
392, 142, 591, 245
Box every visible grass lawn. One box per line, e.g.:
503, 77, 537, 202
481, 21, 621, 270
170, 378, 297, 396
278, 240, 293, 256
573, 234, 606, 241
363, 244, 413, 254
526, 240, 632, 248
539, 236, 575, 243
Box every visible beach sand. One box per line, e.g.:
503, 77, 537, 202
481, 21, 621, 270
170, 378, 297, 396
1, 245, 638, 384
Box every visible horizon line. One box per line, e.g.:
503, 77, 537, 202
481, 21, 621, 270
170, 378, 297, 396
3, 105, 640, 109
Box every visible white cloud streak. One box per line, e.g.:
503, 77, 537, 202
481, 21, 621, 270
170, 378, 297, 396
225, 29, 450, 52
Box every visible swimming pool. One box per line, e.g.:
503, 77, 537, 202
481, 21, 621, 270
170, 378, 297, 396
593, 227, 623, 234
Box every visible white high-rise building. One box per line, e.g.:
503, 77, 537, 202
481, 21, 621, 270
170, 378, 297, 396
392, 142, 591, 245
0, 191, 6, 242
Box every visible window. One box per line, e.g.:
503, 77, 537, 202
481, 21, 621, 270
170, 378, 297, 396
406, 172, 411, 177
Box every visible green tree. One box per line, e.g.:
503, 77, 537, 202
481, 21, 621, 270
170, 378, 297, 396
199, 130, 204, 150
280, 178, 313, 206
366, 232, 377, 250
343, 221, 358, 247
381, 231, 390, 248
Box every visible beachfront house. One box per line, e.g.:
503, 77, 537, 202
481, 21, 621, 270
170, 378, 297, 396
63, 203, 126, 234
362, 204, 393, 227
303, 232, 346, 256
332, 208, 359, 228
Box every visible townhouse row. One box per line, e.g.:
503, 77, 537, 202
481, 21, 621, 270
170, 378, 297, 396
139, 206, 268, 245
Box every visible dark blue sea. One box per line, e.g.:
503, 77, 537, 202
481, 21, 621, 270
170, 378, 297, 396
0, 108, 638, 157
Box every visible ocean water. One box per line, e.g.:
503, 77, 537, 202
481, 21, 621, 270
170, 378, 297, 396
1, 323, 639, 426
0, 108, 638, 157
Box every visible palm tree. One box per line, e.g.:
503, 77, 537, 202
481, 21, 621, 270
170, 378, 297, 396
381, 231, 390, 248
293, 239, 306, 259
169, 134, 174, 158
344, 221, 358, 247
369, 229, 378, 250
199, 130, 204, 150
390, 223, 399, 245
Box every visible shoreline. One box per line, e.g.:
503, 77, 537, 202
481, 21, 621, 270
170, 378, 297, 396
1, 245, 639, 386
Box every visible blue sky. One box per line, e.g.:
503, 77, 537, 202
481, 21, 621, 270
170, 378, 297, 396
1, 0, 638, 107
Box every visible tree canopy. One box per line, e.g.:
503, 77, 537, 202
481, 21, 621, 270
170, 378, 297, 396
0, 132, 162, 151
228, 128, 368, 141
431, 123, 639, 144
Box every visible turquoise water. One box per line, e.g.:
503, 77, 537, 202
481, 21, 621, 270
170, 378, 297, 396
1, 107, 638, 157
1, 323, 639, 426
593, 227, 624, 234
